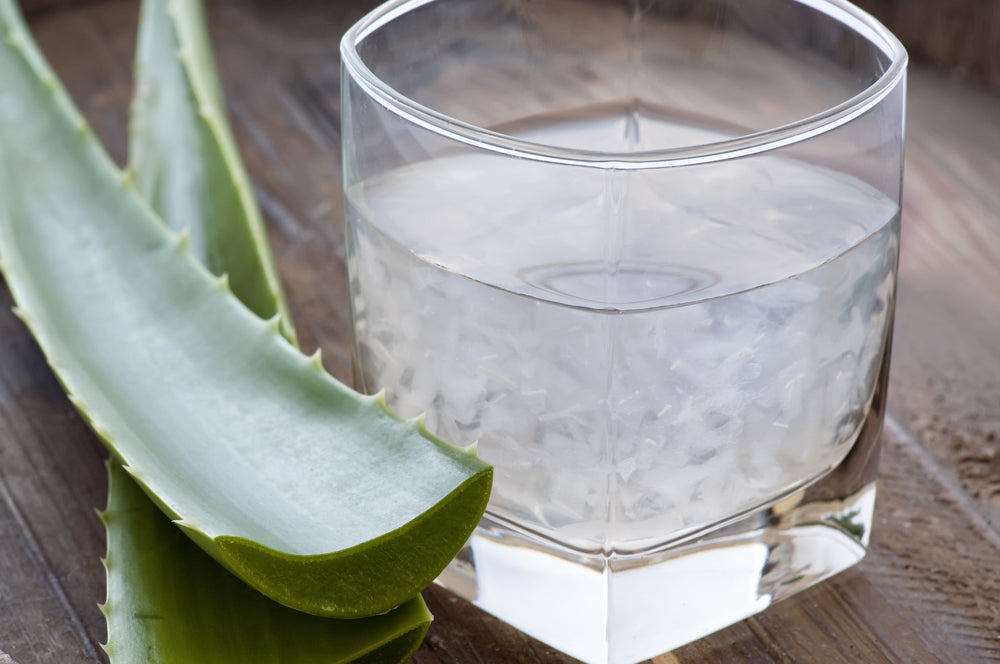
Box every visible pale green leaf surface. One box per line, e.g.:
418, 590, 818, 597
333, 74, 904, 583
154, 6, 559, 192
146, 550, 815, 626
102, 461, 431, 664
0, 0, 492, 619
129, 0, 295, 343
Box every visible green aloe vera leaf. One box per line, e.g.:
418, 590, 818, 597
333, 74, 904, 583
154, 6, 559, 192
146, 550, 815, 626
106, 2, 434, 660
129, 0, 295, 344
101, 460, 431, 664
0, 0, 492, 619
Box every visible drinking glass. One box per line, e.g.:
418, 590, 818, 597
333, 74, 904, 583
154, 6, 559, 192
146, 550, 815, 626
341, 2, 906, 661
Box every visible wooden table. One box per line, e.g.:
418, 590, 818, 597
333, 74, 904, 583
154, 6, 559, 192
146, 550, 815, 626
1, 1, 998, 662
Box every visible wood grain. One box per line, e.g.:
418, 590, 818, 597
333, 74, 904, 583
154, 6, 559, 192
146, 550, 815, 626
0, 1, 998, 663
0, 288, 108, 664
854, 0, 1000, 91
888, 70, 1000, 532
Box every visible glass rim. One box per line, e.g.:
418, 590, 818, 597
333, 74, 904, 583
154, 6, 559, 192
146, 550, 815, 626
341, 0, 908, 169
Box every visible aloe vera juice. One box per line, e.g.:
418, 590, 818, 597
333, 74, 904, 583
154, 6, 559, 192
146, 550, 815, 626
346, 109, 899, 554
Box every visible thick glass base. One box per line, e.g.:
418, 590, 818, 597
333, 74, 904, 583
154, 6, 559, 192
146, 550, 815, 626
437, 482, 876, 664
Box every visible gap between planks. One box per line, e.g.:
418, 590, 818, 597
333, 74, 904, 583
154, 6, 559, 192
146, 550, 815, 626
883, 413, 1000, 550
0, 462, 103, 663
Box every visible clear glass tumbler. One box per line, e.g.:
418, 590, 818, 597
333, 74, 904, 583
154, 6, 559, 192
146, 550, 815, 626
341, 2, 906, 662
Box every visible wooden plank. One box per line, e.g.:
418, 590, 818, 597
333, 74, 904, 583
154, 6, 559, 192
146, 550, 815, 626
868, 430, 1000, 662
887, 69, 1000, 531
0, 289, 107, 663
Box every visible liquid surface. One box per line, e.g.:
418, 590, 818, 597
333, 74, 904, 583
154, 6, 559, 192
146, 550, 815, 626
347, 109, 899, 552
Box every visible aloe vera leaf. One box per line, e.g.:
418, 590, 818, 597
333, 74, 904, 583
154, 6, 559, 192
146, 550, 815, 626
101, 461, 431, 664
0, 0, 492, 619
128, 0, 295, 344
105, 2, 433, 660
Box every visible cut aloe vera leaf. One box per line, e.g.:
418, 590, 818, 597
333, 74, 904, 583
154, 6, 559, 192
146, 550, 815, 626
0, 0, 492, 619
106, 2, 435, 659
129, 0, 295, 344
102, 461, 431, 664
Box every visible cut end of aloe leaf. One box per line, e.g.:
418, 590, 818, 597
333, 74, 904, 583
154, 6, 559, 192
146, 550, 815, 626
214, 467, 492, 618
